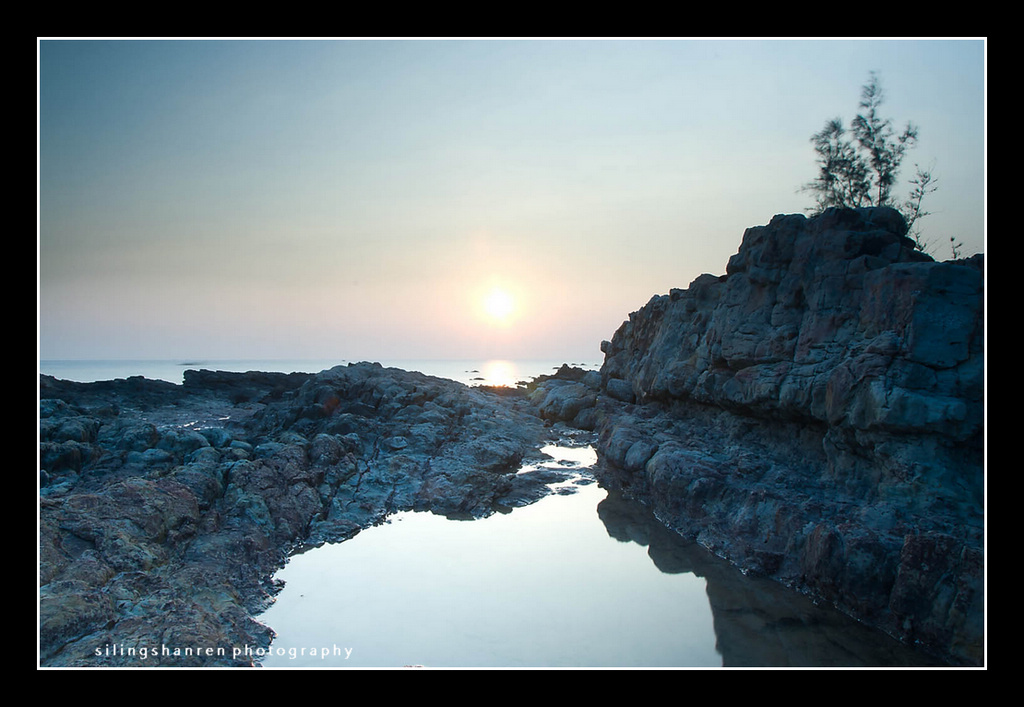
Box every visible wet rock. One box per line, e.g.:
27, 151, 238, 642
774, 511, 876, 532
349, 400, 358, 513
199, 427, 233, 448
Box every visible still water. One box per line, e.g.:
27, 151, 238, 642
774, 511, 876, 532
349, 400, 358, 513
38, 360, 943, 668
256, 446, 943, 669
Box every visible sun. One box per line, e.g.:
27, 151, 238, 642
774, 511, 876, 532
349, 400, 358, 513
482, 287, 516, 324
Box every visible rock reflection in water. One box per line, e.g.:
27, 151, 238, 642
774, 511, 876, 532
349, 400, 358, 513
258, 445, 942, 668
258, 455, 720, 667
595, 489, 944, 668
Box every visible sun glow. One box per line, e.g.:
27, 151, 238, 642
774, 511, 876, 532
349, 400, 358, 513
481, 359, 519, 388
482, 287, 516, 324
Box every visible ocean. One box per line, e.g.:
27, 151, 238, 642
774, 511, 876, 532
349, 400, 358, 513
37, 357, 602, 388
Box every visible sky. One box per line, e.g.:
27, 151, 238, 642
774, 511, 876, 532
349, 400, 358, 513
37, 38, 986, 363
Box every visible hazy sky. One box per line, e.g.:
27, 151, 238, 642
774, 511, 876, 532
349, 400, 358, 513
38, 38, 986, 363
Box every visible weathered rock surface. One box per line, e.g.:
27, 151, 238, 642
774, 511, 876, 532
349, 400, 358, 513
582, 207, 984, 665
37, 208, 984, 668
39, 363, 568, 666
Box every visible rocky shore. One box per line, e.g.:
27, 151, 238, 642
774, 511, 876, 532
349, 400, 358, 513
39, 364, 579, 666
531, 207, 984, 666
39, 207, 984, 667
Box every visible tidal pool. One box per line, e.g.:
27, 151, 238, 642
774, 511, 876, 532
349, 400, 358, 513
256, 445, 943, 668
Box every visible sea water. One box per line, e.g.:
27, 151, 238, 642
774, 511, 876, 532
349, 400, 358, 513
37, 358, 593, 388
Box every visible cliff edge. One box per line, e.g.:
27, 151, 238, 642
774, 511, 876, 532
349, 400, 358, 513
593, 206, 984, 665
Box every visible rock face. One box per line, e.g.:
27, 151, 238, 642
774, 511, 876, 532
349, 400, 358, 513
592, 207, 984, 665
39, 364, 570, 666
37, 206, 984, 667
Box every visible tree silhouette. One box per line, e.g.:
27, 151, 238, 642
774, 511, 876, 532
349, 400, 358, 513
850, 72, 919, 206
802, 72, 936, 250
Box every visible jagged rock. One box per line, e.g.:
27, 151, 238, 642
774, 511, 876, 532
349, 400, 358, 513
38, 363, 563, 666
601, 207, 982, 440
38, 208, 984, 668
591, 207, 984, 666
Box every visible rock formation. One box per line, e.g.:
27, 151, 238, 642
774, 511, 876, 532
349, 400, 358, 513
39, 364, 578, 666
38, 207, 984, 667
574, 206, 983, 665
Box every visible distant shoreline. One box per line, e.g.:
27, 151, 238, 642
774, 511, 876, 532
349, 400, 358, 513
37, 357, 603, 388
